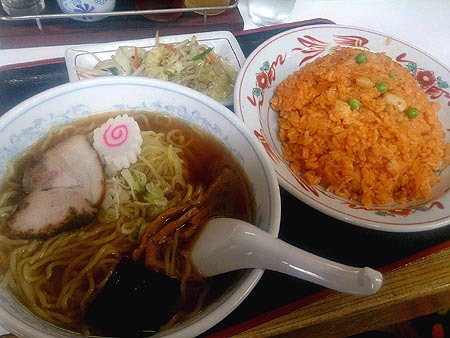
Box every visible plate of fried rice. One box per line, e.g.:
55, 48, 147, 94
234, 24, 450, 232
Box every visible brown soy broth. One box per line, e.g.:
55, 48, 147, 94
0, 110, 255, 334
130, 110, 256, 323
132, 110, 255, 222
3, 109, 255, 241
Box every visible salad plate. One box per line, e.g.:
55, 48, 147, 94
65, 31, 245, 106
234, 24, 450, 232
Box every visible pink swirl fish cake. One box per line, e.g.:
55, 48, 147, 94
93, 114, 143, 176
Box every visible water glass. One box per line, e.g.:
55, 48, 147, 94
1, 0, 45, 16
248, 0, 296, 26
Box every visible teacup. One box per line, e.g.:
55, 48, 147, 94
56, 0, 116, 22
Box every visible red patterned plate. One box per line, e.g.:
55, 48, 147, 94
234, 24, 450, 232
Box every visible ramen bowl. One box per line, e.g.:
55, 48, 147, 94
234, 24, 450, 233
0, 77, 281, 337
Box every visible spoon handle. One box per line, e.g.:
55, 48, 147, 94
248, 229, 383, 295
194, 218, 382, 295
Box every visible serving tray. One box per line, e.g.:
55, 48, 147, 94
2, 18, 450, 337
0, 0, 244, 49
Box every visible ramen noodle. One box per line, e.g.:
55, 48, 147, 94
0, 111, 255, 335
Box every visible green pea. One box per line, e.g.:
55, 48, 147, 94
355, 53, 368, 64
348, 98, 361, 110
375, 82, 388, 93
389, 72, 398, 80
406, 107, 419, 119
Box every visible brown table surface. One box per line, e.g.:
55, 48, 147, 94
210, 241, 450, 337
1, 13, 450, 338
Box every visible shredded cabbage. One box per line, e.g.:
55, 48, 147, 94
76, 35, 237, 102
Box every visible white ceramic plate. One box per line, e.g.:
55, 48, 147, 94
65, 31, 245, 106
0, 77, 280, 338
234, 24, 450, 232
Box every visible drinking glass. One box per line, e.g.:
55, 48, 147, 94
1, 0, 45, 16
248, 0, 296, 26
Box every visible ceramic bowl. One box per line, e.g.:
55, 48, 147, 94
234, 24, 450, 232
0, 77, 281, 337
56, 0, 116, 22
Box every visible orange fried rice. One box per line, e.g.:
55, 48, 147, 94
271, 47, 450, 206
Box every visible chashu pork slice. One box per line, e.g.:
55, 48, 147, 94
6, 135, 106, 239
6, 188, 98, 239
23, 135, 105, 205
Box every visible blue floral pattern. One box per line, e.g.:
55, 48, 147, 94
0, 101, 244, 176
107, 101, 245, 165
0, 79, 277, 338
74, 4, 95, 13
56, 0, 115, 22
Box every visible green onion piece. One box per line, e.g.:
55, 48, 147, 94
406, 107, 419, 119
191, 47, 214, 61
355, 53, 368, 64
375, 82, 388, 94
145, 182, 168, 206
348, 98, 361, 110
107, 67, 119, 75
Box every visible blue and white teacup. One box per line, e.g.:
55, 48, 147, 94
56, 0, 116, 22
